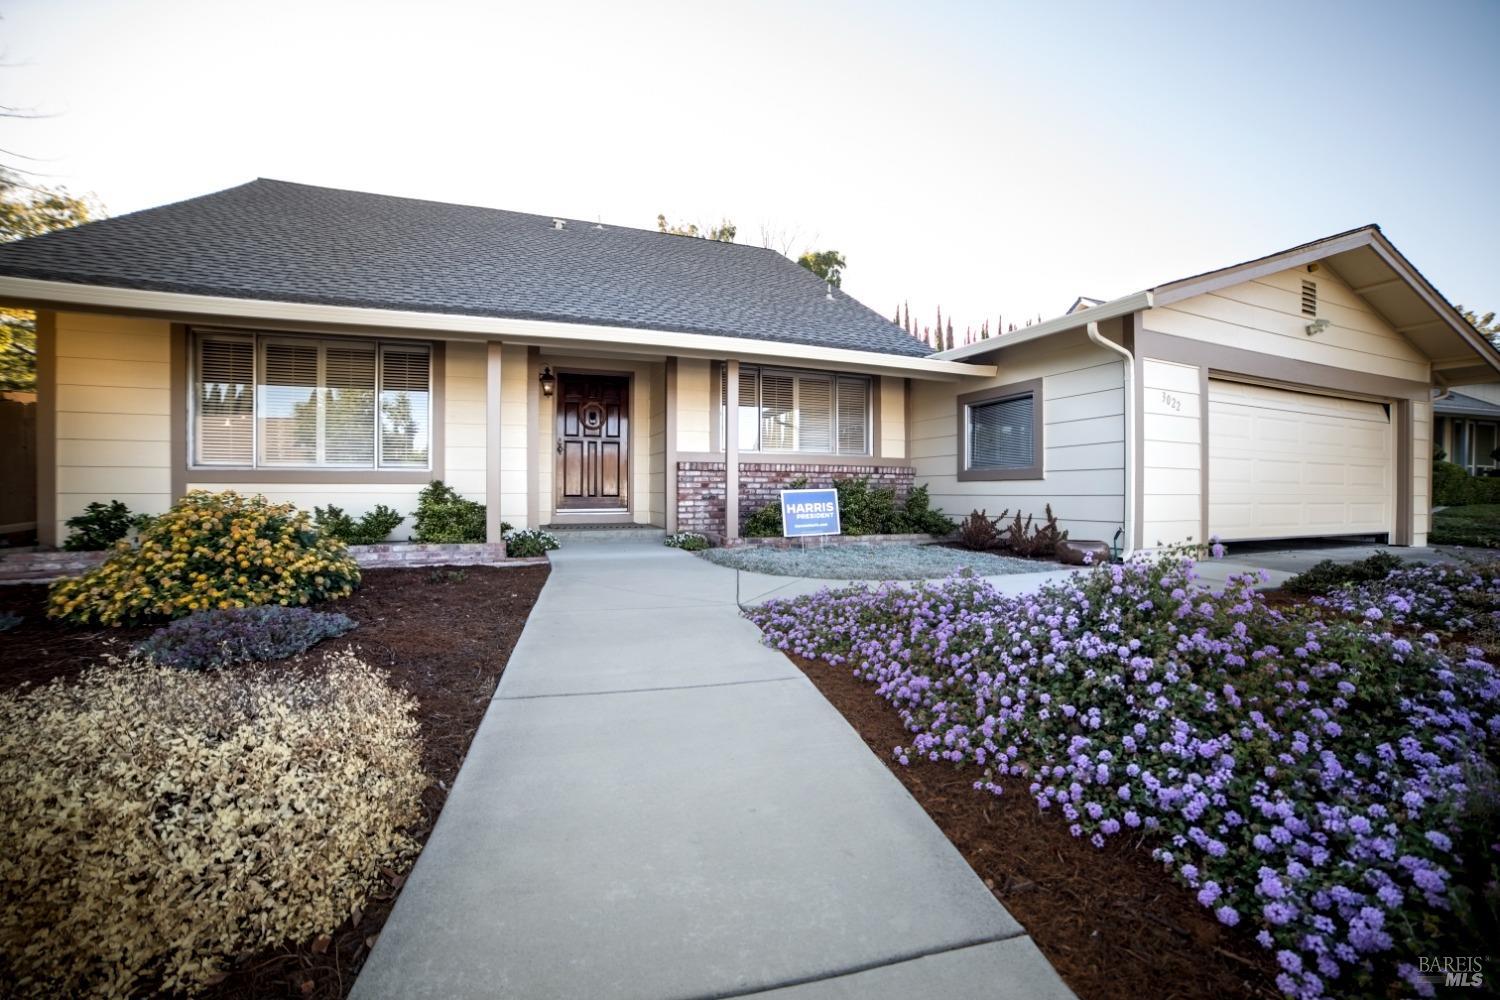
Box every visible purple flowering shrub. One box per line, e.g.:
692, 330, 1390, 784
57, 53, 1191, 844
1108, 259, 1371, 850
134, 605, 356, 670
748, 553, 1500, 999
1310, 561, 1500, 649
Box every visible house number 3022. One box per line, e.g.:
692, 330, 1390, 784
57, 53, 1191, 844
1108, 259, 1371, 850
1160, 390, 1183, 412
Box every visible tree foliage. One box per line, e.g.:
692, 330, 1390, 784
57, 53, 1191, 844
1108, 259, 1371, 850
1, 171, 99, 391
796, 249, 846, 288
656, 213, 736, 242
1456, 304, 1499, 346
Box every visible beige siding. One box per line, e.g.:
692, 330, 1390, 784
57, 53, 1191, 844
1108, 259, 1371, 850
444, 341, 488, 503
52, 312, 173, 542
911, 331, 1126, 541
880, 376, 906, 458
1141, 359, 1203, 547
675, 358, 713, 452
183, 482, 430, 539
1145, 266, 1429, 382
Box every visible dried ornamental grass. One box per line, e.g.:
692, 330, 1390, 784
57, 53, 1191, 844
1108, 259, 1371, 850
48, 490, 360, 626
0, 651, 426, 997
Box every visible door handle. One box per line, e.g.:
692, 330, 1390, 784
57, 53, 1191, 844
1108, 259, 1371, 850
556, 439, 564, 455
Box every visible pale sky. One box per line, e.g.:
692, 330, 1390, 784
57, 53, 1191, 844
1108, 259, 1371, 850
3, 0, 1497, 342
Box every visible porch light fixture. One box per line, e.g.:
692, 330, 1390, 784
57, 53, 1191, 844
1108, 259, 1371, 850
539, 366, 556, 397
1305, 318, 1330, 337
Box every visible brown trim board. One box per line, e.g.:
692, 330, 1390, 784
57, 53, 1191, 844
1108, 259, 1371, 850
955, 377, 1044, 483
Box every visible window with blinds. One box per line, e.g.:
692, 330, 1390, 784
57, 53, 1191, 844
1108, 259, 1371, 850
968, 394, 1035, 470
720, 364, 870, 455
192, 331, 431, 470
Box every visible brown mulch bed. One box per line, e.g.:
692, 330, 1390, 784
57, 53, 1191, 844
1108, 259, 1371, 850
788, 653, 1280, 1000
0, 564, 549, 999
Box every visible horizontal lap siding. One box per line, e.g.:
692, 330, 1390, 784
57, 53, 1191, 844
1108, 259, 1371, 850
910, 332, 1126, 541
446, 341, 489, 505
1145, 268, 1428, 383
880, 376, 906, 458
1412, 400, 1430, 544
1141, 358, 1203, 548
53, 312, 173, 542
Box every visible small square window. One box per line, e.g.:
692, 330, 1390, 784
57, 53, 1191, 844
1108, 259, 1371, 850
958, 380, 1042, 481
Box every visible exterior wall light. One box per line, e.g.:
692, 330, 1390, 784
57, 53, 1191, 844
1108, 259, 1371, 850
539, 366, 556, 397
1305, 318, 1331, 337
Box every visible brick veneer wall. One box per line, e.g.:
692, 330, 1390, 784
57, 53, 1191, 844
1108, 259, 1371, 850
676, 461, 916, 537
0, 542, 535, 584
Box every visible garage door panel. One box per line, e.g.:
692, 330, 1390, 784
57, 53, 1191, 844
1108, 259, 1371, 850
1208, 380, 1391, 542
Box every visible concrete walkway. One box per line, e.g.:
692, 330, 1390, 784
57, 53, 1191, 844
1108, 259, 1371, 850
352, 543, 1073, 1000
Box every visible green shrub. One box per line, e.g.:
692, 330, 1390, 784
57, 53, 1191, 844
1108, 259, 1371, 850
665, 532, 711, 551
890, 484, 956, 535
1434, 461, 1500, 506
0, 652, 424, 996
47, 491, 360, 627
62, 500, 153, 552
506, 528, 560, 558
314, 503, 405, 545
1284, 550, 1403, 595
742, 478, 808, 537
833, 476, 896, 536
412, 481, 487, 543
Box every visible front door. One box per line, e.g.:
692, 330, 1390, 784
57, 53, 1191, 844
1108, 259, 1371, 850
556, 373, 629, 510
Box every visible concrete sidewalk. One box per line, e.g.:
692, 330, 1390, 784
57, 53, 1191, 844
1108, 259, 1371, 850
352, 543, 1073, 1000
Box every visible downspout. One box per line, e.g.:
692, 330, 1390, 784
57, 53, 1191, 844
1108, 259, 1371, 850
1087, 320, 1136, 556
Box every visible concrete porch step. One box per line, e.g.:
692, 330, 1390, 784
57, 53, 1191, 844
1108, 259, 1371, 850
542, 524, 667, 546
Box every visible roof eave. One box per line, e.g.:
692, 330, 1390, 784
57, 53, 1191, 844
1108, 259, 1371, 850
0, 276, 995, 380
932, 290, 1155, 361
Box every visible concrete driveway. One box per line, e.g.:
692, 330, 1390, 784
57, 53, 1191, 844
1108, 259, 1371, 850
352, 543, 1072, 1000
1194, 540, 1459, 590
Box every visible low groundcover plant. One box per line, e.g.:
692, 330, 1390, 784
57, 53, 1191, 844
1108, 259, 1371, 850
748, 551, 1500, 1000
134, 605, 357, 670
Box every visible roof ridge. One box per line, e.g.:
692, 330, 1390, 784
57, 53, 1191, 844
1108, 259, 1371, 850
248, 177, 785, 255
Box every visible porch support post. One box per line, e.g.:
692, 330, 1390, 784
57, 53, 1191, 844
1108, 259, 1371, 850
665, 357, 678, 534
486, 341, 503, 545
35, 310, 57, 548
724, 359, 739, 542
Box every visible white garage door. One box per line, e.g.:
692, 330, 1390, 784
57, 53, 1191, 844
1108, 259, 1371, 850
1208, 380, 1392, 541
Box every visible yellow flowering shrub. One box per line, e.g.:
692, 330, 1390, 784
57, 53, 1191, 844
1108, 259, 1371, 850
48, 490, 360, 626
0, 652, 426, 997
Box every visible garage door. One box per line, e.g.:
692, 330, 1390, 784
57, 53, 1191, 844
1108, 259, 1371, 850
1208, 380, 1392, 541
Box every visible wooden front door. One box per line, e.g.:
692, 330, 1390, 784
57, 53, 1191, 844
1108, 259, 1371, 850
556, 373, 629, 510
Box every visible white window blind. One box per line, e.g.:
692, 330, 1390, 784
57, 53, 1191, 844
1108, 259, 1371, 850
379, 345, 432, 468
969, 395, 1034, 470
194, 332, 431, 470
195, 337, 254, 465
323, 344, 377, 466
798, 375, 833, 453
759, 370, 796, 451
260, 341, 319, 465
720, 364, 871, 455
836, 377, 869, 455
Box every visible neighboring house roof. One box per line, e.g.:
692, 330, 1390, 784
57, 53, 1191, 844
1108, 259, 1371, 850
934, 225, 1500, 383
1434, 391, 1500, 419
0, 178, 933, 359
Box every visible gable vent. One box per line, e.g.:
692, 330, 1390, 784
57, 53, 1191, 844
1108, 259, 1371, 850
1300, 279, 1317, 317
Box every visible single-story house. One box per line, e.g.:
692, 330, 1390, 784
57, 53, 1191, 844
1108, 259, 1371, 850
0, 179, 1496, 552
1433, 383, 1500, 475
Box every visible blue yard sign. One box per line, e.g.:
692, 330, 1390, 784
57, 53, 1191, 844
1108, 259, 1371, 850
780, 488, 841, 538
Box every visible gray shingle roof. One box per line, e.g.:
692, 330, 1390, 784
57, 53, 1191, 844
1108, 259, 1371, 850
0, 179, 933, 358
1434, 391, 1500, 418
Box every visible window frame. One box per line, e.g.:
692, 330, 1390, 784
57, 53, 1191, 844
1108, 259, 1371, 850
718, 363, 873, 457
957, 378, 1044, 481
188, 328, 435, 473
